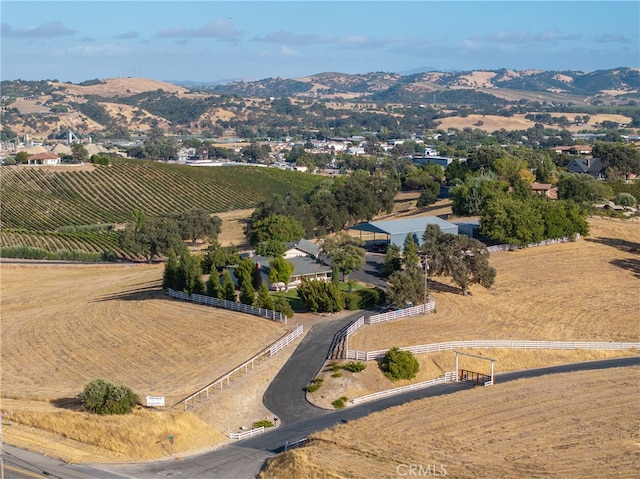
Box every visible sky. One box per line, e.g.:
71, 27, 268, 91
1, 1, 638, 83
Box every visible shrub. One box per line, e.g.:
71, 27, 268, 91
343, 361, 367, 373
380, 347, 419, 381
332, 397, 348, 409
80, 378, 139, 415
331, 363, 342, 373
306, 378, 323, 393
344, 292, 361, 310
614, 192, 637, 207
252, 419, 274, 428
331, 372, 343, 378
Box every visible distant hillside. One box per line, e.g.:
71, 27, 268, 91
1, 68, 638, 141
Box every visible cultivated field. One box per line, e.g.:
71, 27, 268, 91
261, 367, 640, 479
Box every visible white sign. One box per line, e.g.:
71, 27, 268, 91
146, 396, 165, 407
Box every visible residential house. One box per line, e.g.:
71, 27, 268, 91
27, 152, 61, 165
243, 238, 330, 291
566, 157, 602, 178
530, 182, 558, 200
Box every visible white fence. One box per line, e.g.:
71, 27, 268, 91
229, 426, 265, 440
365, 301, 435, 325
347, 339, 640, 361
166, 288, 287, 324
343, 315, 365, 353
178, 325, 304, 410
350, 371, 456, 405
487, 235, 579, 253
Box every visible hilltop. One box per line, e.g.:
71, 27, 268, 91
2, 68, 638, 141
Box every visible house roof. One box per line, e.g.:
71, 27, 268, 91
28, 152, 60, 160
350, 216, 457, 236
254, 255, 331, 277
290, 238, 320, 257
567, 157, 602, 174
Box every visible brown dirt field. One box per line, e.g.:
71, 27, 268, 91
261, 367, 640, 479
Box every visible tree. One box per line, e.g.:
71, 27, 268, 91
120, 212, 185, 263
206, 272, 222, 299
403, 234, 420, 269
322, 233, 366, 281
177, 208, 221, 245
202, 241, 240, 273
593, 141, 640, 180
387, 265, 426, 308
239, 279, 255, 305
297, 278, 345, 313
220, 270, 237, 301
248, 214, 305, 245
381, 243, 402, 278
380, 347, 419, 380
80, 378, 139, 415
480, 195, 545, 247
273, 295, 294, 318
416, 177, 441, 207
255, 283, 274, 310
423, 230, 496, 296
235, 257, 258, 289
268, 256, 295, 289
71, 143, 89, 163
14, 151, 29, 164
255, 239, 286, 258
162, 249, 179, 290
177, 251, 204, 295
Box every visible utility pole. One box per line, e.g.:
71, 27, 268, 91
423, 255, 429, 309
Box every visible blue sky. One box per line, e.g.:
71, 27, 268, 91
1, 1, 638, 83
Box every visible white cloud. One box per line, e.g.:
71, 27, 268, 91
2, 21, 74, 39
156, 19, 242, 41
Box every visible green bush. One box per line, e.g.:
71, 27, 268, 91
380, 347, 420, 381
79, 378, 139, 415
332, 397, 348, 409
344, 288, 386, 310
252, 419, 274, 428
614, 192, 637, 207
331, 363, 342, 373
344, 292, 361, 310
306, 377, 324, 393
331, 372, 343, 378
343, 361, 367, 373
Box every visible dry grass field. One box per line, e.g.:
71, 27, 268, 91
0, 261, 294, 461
351, 216, 640, 349
261, 367, 640, 479
1, 208, 637, 464
435, 113, 632, 132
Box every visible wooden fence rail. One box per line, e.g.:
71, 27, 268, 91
229, 426, 265, 440
166, 288, 287, 323
178, 325, 304, 410
350, 371, 456, 405
366, 301, 435, 325
347, 339, 640, 361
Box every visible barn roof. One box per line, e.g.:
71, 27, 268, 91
350, 216, 457, 236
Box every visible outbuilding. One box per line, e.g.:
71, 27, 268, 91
349, 216, 458, 249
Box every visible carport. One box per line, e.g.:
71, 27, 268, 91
349, 216, 458, 248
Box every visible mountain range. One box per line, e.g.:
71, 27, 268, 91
1, 68, 638, 141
